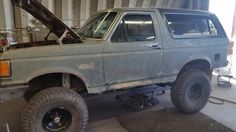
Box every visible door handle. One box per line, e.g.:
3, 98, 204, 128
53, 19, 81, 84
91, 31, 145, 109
150, 44, 161, 49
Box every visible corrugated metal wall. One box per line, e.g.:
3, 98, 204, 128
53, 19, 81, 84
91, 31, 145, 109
0, 0, 6, 28
0, 0, 209, 42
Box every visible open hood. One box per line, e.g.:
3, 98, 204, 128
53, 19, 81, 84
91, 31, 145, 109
11, 0, 82, 42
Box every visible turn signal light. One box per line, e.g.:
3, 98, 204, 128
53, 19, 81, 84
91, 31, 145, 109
0, 60, 11, 77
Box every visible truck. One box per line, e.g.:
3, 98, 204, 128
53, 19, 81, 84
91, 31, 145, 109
0, 0, 228, 132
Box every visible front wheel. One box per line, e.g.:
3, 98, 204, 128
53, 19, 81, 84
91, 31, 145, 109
171, 69, 211, 114
21, 87, 88, 132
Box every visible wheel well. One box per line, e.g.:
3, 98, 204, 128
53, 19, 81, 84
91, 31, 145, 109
179, 60, 211, 76
24, 73, 87, 100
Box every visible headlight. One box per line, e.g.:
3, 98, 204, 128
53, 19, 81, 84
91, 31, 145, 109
0, 60, 11, 77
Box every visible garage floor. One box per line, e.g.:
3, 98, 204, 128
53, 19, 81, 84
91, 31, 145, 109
0, 75, 236, 132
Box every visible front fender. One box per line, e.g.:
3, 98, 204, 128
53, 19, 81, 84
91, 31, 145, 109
25, 66, 90, 88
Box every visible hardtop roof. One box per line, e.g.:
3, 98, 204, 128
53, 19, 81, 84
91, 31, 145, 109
105, 8, 212, 15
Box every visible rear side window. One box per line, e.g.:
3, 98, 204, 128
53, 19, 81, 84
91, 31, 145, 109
111, 14, 155, 42
164, 14, 220, 38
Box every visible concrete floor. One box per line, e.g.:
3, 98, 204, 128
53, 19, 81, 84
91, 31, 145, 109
0, 75, 236, 132
201, 75, 236, 131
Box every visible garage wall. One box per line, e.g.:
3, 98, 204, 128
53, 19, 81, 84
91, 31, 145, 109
0, 0, 6, 29
0, 0, 209, 42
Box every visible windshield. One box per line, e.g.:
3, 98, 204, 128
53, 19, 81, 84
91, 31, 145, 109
79, 12, 117, 39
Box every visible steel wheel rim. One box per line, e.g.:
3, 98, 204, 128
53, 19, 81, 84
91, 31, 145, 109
42, 107, 72, 131
187, 83, 203, 101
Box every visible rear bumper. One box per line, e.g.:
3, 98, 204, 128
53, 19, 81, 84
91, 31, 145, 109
0, 85, 28, 103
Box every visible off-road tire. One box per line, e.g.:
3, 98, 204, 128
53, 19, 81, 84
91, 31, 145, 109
171, 69, 211, 114
21, 87, 88, 132
208, 69, 213, 81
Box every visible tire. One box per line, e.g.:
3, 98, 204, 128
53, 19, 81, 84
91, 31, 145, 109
24, 81, 44, 102
171, 69, 211, 114
207, 69, 213, 81
21, 87, 88, 132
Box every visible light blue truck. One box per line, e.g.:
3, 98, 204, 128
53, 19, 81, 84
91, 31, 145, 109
0, 0, 228, 132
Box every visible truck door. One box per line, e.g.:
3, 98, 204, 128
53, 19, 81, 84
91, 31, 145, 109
104, 12, 163, 86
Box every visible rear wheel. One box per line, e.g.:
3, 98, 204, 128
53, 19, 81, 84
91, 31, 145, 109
21, 87, 88, 132
171, 69, 211, 113
208, 69, 213, 81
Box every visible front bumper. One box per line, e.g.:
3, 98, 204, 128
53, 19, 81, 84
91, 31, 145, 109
0, 85, 28, 103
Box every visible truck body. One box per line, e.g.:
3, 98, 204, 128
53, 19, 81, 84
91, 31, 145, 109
0, 0, 228, 100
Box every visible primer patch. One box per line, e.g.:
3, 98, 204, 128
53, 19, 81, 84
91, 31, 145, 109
79, 63, 95, 70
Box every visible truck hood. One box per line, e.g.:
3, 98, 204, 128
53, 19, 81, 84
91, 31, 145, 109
11, 0, 82, 41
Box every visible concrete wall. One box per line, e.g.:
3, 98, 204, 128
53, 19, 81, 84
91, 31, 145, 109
0, 0, 209, 42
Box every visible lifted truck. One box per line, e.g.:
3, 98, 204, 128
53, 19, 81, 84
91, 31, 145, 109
0, 0, 228, 132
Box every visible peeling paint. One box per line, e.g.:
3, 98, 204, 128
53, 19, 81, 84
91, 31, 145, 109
78, 63, 95, 70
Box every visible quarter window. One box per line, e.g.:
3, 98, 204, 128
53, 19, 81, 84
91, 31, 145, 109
165, 14, 219, 37
112, 14, 156, 42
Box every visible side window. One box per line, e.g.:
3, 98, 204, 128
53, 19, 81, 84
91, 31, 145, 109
111, 14, 156, 42
111, 20, 126, 42
165, 14, 220, 37
208, 19, 218, 35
